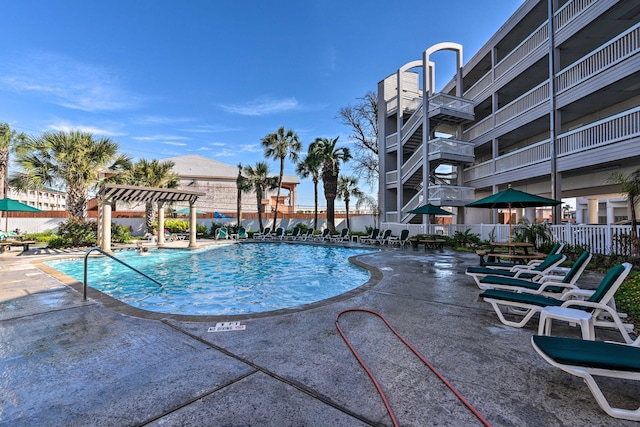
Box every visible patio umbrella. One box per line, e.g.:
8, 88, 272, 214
0, 197, 42, 232
466, 187, 561, 244
174, 207, 206, 216
408, 203, 453, 231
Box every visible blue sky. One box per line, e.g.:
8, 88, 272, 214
1, 0, 523, 207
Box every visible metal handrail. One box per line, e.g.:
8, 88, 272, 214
83, 247, 163, 301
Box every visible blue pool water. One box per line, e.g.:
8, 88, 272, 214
45, 243, 377, 316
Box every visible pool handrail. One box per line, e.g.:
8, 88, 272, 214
83, 247, 164, 301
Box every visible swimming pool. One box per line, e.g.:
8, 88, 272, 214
44, 243, 377, 316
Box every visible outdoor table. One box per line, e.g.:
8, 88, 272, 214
410, 236, 446, 251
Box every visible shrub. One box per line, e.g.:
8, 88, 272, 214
452, 229, 482, 248
616, 273, 640, 322
54, 217, 97, 247
111, 223, 133, 244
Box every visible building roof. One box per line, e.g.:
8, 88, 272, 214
165, 154, 299, 184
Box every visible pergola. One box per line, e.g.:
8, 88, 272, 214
97, 184, 205, 252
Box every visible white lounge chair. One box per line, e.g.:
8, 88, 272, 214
532, 334, 640, 421
479, 263, 634, 342
477, 251, 592, 294
387, 229, 410, 247
331, 228, 349, 243
466, 253, 567, 288
253, 227, 271, 240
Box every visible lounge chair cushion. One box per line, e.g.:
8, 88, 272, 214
533, 335, 640, 373
479, 276, 564, 293
479, 289, 565, 307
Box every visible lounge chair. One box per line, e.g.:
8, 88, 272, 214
372, 229, 392, 245
387, 229, 410, 247
532, 334, 640, 421
297, 229, 314, 241
287, 227, 301, 241
482, 242, 565, 270
253, 227, 271, 240
361, 229, 379, 244
477, 251, 592, 294
237, 226, 248, 240
271, 227, 285, 240
479, 263, 633, 341
331, 228, 349, 243
215, 227, 229, 240
313, 229, 330, 242
466, 253, 567, 288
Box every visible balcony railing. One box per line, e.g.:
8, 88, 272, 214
494, 21, 548, 79
463, 106, 640, 181
386, 170, 398, 185
385, 132, 398, 151
495, 81, 549, 126
556, 22, 640, 93
463, 115, 493, 141
429, 137, 475, 160
557, 105, 640, 156
401, 144, 424, 178
428, 185, 475, 205
463, 70, 492, 101
554, 0, 597, 31
428, 93, 474, 116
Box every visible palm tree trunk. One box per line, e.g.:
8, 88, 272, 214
0, 148, 8, 199
273, 158, 284, 226
313, 179, 319, 230
630, 200, 639, 255
67, 185, 88, 219
345, 197, 350, 230
145, 201, 155, 234
237, 188, 242, 229
256, 190, 263, 232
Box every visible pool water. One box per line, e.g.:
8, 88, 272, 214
45, 243, 377, 316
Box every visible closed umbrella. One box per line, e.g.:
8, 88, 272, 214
0, 197, 42, 232
466, 187, 561, 244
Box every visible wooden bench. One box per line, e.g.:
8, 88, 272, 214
11, 240, 37, 252
485, 252, 545, 264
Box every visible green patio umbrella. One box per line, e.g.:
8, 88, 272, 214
466, 187, 561, 244
0, 197, 42, 232
173, 207, 206, 216
408, 203, 453, 216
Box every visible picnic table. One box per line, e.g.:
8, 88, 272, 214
11, 240, 37, 252
410, 236, 446, 251
478, 242, 544, 265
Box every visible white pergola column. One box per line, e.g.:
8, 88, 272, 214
157, 201, 165, 246
588, 198, 599, 225
189, 201, 197, 248
101, 199, 112, 252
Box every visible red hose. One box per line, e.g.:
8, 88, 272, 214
336, 308, 492, 427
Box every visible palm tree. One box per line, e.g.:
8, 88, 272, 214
296, 149, 323, 230
261, 126, 301, 227
243, 162, 278, 232
11, 131, 130, 219
337, 175, 364, 230
310, 137, 351, 233
607, 170, 640, 255
236, 163, 252, 227
128, 159, 179, 234
0, 123, 26, 199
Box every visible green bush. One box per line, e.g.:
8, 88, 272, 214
54, 217, 97, 247
616, 273, 640, 321
111, 223, 133, 244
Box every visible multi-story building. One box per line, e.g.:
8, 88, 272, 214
378, 0, 640, 226
7, 186, 66, 210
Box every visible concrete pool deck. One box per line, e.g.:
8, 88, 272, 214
1, 240, 638, 426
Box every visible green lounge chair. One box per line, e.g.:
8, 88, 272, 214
466, 253, 566, 288
331, 228, 349, 243
237, 226, 248, 240
253, 227, 271, 240
479, 263, 633, 342
387, 229, 410, 247
532, 334, 640, 421
361, 229, 379, 244
215, 227, 229, 240
477, 251, 592, 294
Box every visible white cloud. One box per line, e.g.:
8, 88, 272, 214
219, 96, 299, 116
0, 51, 142, 112
47, 121, 125, 137
132, 135, 189, 142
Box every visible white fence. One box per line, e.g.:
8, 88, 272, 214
381, 222, 640, 256
7, 216, 638, 256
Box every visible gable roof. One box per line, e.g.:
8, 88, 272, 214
164, 154, 299, 184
